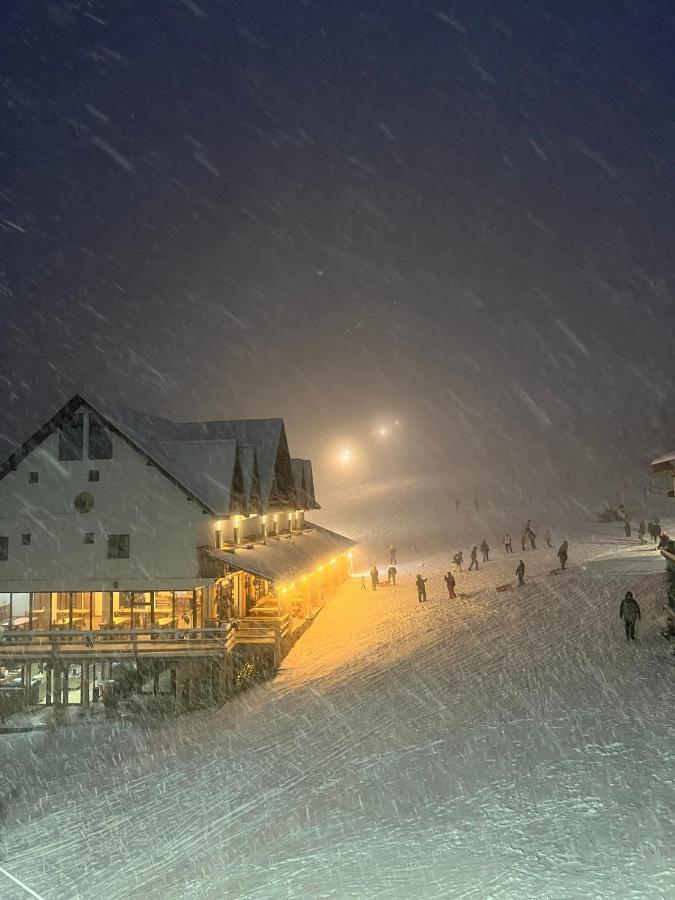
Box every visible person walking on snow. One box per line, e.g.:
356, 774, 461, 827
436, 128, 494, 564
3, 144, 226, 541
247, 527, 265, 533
520, 530, 527, 552
557, 541, 568, 570
453, 550, 464, 571
516, 559, 525, 586
370, 566, 379, 590
480, 539, 490, 563
544, 529, 552, 548
444, 571, 456, 599
455, 498, 460, 513
416, 574, 427, 603
624, 518, 631, 538
387, 565, 397, 585
529, 529, 537, 551
638, 521, 646, 544
389, 546, 398, 565
360, 575, 367, 591
504, 534, 513, 554
469, 546, 479, 571
619, 590, 641, 641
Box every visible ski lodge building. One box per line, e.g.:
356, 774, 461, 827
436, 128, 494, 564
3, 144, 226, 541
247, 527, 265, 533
0, 395, 354, 716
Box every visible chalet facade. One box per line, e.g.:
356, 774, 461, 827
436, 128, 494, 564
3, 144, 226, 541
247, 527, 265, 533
0, 395, 354, 717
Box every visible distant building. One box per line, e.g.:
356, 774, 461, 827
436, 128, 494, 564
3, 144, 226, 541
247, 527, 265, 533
650, 451, 675, 636
0, 395, 354, 716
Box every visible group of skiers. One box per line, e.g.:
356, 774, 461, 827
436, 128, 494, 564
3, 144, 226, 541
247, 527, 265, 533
637, 519, 662, 544
362, 536, 645, 644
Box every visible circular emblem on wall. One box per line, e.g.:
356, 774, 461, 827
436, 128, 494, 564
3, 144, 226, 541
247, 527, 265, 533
74, 492, 94, 514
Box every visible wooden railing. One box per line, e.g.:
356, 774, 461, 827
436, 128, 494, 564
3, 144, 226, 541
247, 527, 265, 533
0, 626, 235, 657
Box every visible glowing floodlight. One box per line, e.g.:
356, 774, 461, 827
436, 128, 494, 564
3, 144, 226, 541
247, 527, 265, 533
339, 447, 354, 465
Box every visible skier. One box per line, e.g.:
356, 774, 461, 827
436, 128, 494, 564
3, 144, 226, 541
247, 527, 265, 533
370, 566, 379, 590
469, 546, 479, 571
619, 590, 641, 641
544, 529, 552, 549
389, 545, 398, 565
453, 550, 464, 571
529, 529, 537, 551
416, 574, 427, 603
516, 559, 525, 586
444, 570, 456, 599
504, 533, 513, 554
387, 565, 397, 585
557, 541, 568, 571
638, 521, 646, 544
480, 539, 490, 563
624, 518, 631, 538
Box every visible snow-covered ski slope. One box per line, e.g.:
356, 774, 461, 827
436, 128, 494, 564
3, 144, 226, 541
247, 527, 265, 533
1, 521, 674, 899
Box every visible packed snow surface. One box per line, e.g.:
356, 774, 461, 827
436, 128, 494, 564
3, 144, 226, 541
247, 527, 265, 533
1, 523, 674, 899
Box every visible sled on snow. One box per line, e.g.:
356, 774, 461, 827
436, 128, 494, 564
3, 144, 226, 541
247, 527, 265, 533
496, 582, 514, 593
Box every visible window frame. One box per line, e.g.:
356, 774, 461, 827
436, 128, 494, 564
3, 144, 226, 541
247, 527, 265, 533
107, 533, 130, 559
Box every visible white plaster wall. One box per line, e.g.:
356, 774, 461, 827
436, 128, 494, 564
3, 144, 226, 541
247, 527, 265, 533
0, 412, 214, 591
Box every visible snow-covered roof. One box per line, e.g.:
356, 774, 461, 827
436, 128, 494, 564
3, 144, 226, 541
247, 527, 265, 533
204, 522, 355, 583
158, 439, 239, 514
0, 394, 314, 517
651, 451, 675, 469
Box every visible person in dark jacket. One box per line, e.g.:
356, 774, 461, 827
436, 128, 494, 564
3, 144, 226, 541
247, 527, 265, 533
469, 546, 479, 571
389, 546, 398, 565
444, 571, 456, 599
480, 539, 490, 562
387, 566, 397, 585
453, 550, 464, 571
624, 518, 631, 538
416, 574, 427, 603
619, 590, 641, 641
638, 521, 646, 544
370, 566, 379, 590
516, 560, 525, 586
557, 541, 568, 570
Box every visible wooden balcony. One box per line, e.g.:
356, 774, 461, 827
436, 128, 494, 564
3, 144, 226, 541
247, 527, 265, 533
0, 627, 236, 661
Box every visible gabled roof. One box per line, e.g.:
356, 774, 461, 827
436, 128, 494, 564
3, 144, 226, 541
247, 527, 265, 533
0, 394, 313, 518
291, 458, 321, 510
173, 418, 294, 509
159, 439, 240, 514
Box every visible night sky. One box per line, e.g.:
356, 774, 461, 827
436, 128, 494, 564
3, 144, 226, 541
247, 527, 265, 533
1, 0, 674, 499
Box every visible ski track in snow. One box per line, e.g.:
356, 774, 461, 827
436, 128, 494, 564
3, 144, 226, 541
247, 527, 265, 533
1, 525, 674, 899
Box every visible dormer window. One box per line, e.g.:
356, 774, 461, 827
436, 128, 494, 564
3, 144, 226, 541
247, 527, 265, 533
88, 469, 100, 482
28, 471, 39, 484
